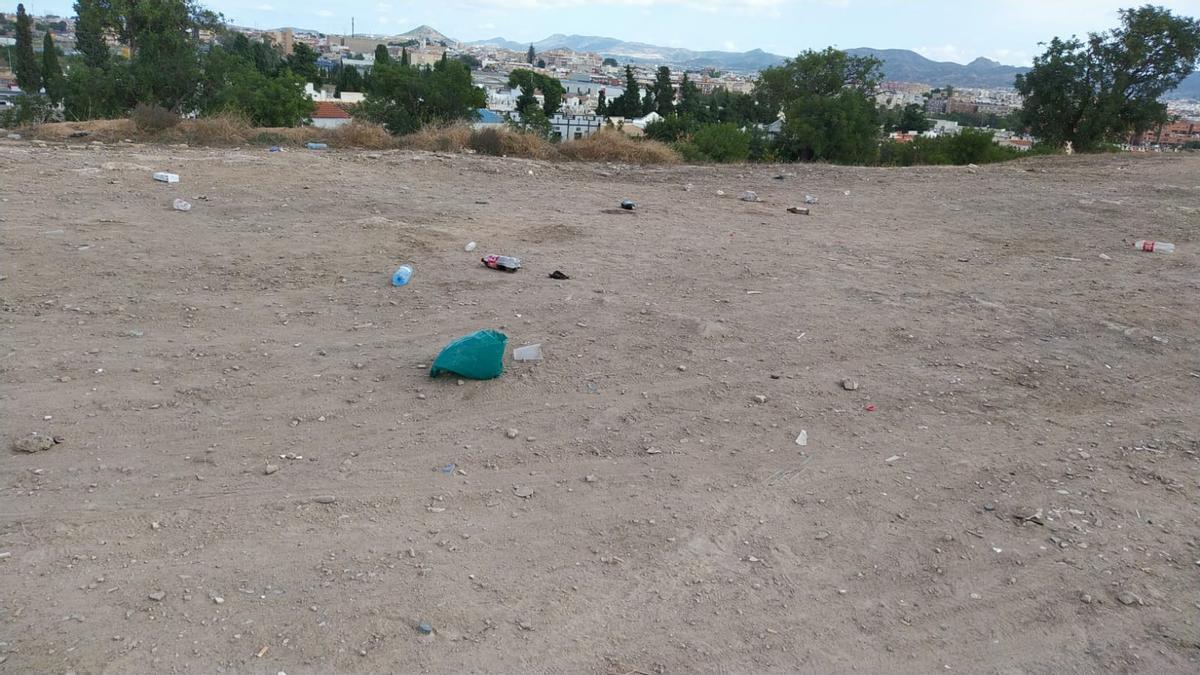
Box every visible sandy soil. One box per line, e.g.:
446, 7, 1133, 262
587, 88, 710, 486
1, 138, 1199, 674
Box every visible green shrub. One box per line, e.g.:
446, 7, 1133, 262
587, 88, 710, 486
691, 123, 751, 162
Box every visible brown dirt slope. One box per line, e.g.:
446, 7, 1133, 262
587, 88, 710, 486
1, 138, 1199, 673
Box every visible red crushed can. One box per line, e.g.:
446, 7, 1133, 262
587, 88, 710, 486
482, 255, 521, 272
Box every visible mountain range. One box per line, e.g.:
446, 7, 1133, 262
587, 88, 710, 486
467, 33, 1200, 97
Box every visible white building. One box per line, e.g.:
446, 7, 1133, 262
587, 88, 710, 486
549, 114, 605, 141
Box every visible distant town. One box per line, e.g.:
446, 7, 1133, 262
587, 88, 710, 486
2, 11, 1199, 150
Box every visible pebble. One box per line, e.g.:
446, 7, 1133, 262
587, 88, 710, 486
1080, 593, 1094, 604
12, 434, 55, 453
969, 592, 981, 600
584, 474, 598, 483
677, 365, 687, 372
1117, 591, 1142, 606
505, 428, 518, 439
841, 378, 859, 391
417, 621, 433, 635
814, 531, 830, 540
264, 464, 279, 475
313, 495, 337, 504
147, 591, 166, 602
645, 447, 662, 455
416, 393, 427, 400
752, 394, 767, 404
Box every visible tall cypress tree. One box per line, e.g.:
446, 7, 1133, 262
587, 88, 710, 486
400, 47, 410, 67
13, 3, 42, 93
526, 44, 535, 64
374, 43, 390, 65
42, 32, 66, 104
74, 0, 110, 68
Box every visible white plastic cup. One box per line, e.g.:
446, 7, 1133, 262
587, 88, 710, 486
513, 344, 542, 362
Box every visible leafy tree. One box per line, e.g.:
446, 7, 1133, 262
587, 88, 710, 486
607, 65, 641, 118
359, 58, 485, 135
508, 105, 552, 138
602, 57, 618, 67
527, 44, 535, 64
641, 88, 656, 116
289, 42, 322, 85
595, 89, 606, 115
128, 1, 201, 111
687, 122, 751, 162
644, 113, 697, 142
63, 62, 135, 120
74, 0, 110, 68
1016, 6, 1200, 150
882, 103, 930, 133
335, 63, 364, 94
42, 33, 66, 104
653, 66, 674, 116
400, 47, 410, 67
456, 53, 481, 69
536, 58, 546, 69
677, 73, 701, 117
198, 43, 313, 126
757, 48, 883, 162
14, 3, 41, 93
507, 68, 565, 116
374, 44, 390, 65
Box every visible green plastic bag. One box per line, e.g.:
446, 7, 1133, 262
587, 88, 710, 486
430, 330, 508, 380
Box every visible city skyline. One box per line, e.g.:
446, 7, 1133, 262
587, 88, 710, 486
12, 0, 1200, 67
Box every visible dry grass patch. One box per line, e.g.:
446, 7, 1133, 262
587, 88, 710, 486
559, 129, 680, 164
401, 123, 473, 152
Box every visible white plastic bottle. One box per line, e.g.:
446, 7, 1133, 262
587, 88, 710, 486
1133, 240, 1175, 254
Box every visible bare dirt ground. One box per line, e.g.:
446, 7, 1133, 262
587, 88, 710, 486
2, 138, 1199, 674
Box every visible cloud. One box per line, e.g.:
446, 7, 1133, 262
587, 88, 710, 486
914, 44, 971, 64
316, 9, 334, 17
255, 3, 274, 10
723, 40, 736, 50
449, 0, 785, 10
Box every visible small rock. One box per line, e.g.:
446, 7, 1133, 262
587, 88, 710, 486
464, 241, 476, 252
416, 393, 427, 400
1099, 253, 1111, 261
513, 485, 535, 499
752, 394, 767, 404
885, 455, 901, 463
212, 596, 225, 604
517, 619, 534, 631
676, 365, 687, 372
313, 495, 337, 504
12, 434, 55, 453
416, 621, 433, 635
1080, 593, 1094, 604
739, 191, 759, 202
645, 447, 662, 455
814, 531, 830, 540
505, 428, 518, 439
148, 591, 166, 602
1117, 591, 1142, 606
841, 378, 859, 391
264, 464, 279, 475
584, 474, 597, 483
969, 592, 981, 600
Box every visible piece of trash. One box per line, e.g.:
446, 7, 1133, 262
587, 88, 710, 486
865, 404, 876, 412
6, 133, 22, 141
268, 146, 281, 152
513, 485, 535, 498
437, 463, 456, 474
804, 195, 818, 204
740, 191, 759, 202
787, 206, 810, 215
430, 330, 507, 380
153, 172, 179, 183
885, 455, 901, 463
391, 265, 413, 286
1099, 253, 1111, 260
305, 142, 328, 150
620, 200, 636, 210
795, 430, 808, 447
843, 190, 851, 196
417, 621, 434, 635
464, 241, 477, 252
172, 198, 191, 212
69, 130, 91, 138
481, 255, 521, 272
716, 190, 726, 196
513, 344, 543, 362
313, 495, 337, 504
548, 270, 570, 280
1133, 240, 1174, 254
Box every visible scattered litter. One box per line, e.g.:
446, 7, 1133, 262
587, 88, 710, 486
967, 164, 979, 170
752, 394, 767, 404
843, 190, 851, 196
313, 495, 337, 504
417, 621, 434, 635
437, 463, 456, 474
513, 344, 543, 362
787, 206, 810, 215
1133, 239, 1174, 254
69, 130, 91, 138
795, 430, 808, 446
865, 404, 876, 412
481, 254, 521, 272
885, 455, 901, 463
305, 142, 328, 150
684, 183, 694, 191
505, 428, 519, 439
153, 172, 179, 183
430, 330, 507, 380
620, 200, 636, 210
1099, 253, 1111, 260
172, 198, 191, 212
7, 133, 23, 140
391, 265, 413, 287
716, 190, 726, 196
1054, 256, 1081, 261
464, 241, 477, 252
804, 195, 818, 204
513, 485, 535, 498
740, 191, 759, 202
548, 270, 570, 280
268, 146, 282, 152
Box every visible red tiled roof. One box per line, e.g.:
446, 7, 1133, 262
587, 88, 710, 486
312, 101, 351, 119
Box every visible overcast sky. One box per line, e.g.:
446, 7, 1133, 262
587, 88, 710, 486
19, 0, 1200, 65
